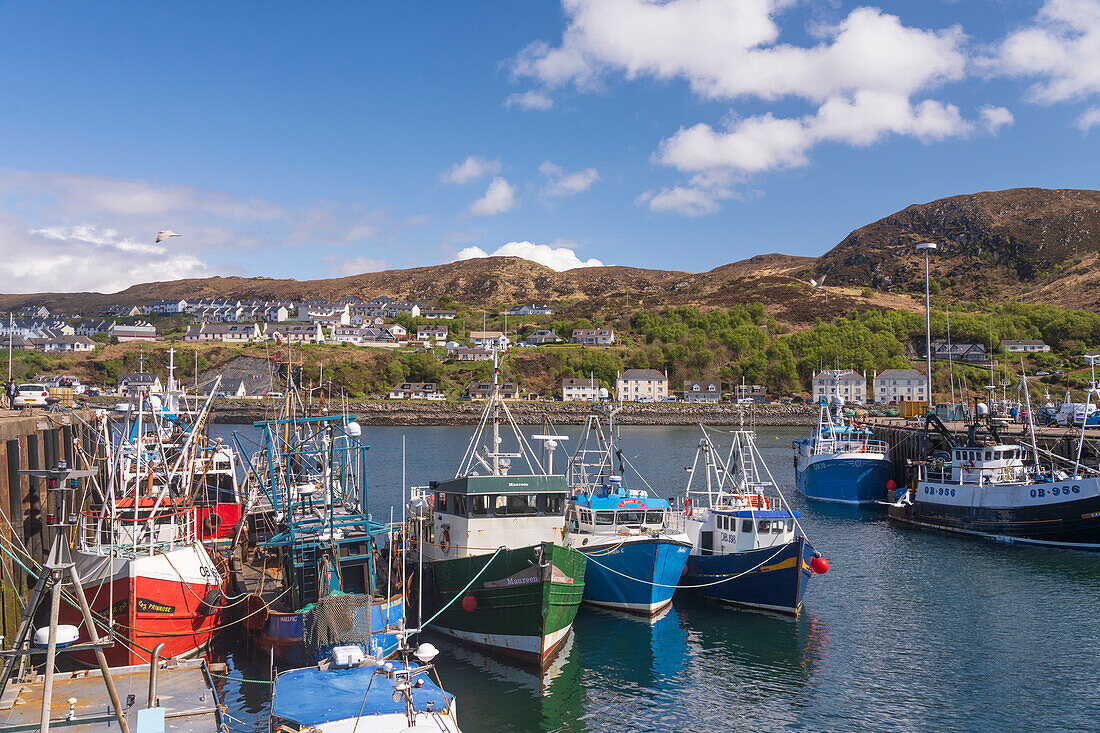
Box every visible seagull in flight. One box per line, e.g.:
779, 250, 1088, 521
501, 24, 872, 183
155, 230, 182, 243
809, 274, 828, 302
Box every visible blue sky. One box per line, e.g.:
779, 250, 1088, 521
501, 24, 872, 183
0, 0, 1097, 292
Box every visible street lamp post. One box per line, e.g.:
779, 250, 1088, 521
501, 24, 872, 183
916, 242, 938, 411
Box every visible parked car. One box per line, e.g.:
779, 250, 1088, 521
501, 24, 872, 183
636, 395, 654, 403
13, 384, 50, 408
660, 395, 678, 402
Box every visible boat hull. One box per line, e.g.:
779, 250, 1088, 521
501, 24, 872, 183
681, 536, 815, 615
580, 536, 691, 615
796, 453, 893, 504
889, 482, 1100, 549
66, 544, 224, 666
420, 542, 585, 668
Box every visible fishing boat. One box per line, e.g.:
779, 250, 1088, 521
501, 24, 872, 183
793, 380, 893, 504
887, 375, 1100, 549
683, 426, 828, 614
270, 624, 461, 733
562, 410, 690, 615
65, 390, 228, 666
406, 353, 586, 668
230, 395, 403, 666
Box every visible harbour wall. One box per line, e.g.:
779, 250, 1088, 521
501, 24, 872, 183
0, 409, 102, 642
193, 400, 822, 427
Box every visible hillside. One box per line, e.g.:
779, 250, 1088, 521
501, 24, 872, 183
2, 187, 1097, 319
816, 188, 1100, 307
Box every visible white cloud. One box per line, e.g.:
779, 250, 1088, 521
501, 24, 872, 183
0, 212, 212, 293
637, 182, 736, 217
328, 256, 389, 276
656, 92, 970, 178
467, 177, 516, 216
0, 170, 407, 292
978, 105, 1015, 133
505, 90, 555, 110
538, 160, 600, 198
455, 241, 604, 271
1078, 106, 1100, 131
984, 0, 1100, 130
440, 155, 502, 185
514, 2, 988, 214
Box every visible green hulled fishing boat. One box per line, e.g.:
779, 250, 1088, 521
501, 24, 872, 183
407, 355, 586, 667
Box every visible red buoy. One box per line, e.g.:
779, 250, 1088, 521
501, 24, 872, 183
810, 556, 829, 574
461, 594, 478, 613
886, 479, 897, 492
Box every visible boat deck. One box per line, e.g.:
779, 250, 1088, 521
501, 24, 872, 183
0, 659, 225, 732
231, 551, 294, 612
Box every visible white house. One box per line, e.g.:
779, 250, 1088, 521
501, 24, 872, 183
527, 329, 560, 345
107, 322, 157, 342
388, 382, 440, 400
812, 370, 867, 405
451, 347, 493, 361
561, 377, 600, 402
571, 328, 615, 346
683, 379, 720, 403
118, 373, 162, 395
38, 335, 96, 353
185, 323, 261, 343
874, 369, 928, 405
262, 323, 324, 343
417, 325, 448, 343
421, 309, 457, 320
1000, 339, 1051, 354
470, 330, 510, 351
617, 369, 668, 402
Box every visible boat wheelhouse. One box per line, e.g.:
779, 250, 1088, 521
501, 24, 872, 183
562, 411, 690, 615
684, 427, 826, 614
794, 386, 892, 504
406, 351, 585, 668
888, 396, 1100, 549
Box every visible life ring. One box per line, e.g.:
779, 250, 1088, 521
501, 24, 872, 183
201, 512, 222, 535
685, 498, 693, 518
439, 529, 451, 555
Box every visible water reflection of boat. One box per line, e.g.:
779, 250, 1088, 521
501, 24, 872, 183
430, 629, 587, 732
675, 596, 828, 686
573, 603, 691, 690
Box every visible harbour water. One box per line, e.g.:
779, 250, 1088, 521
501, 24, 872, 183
214, 425, 1100, 732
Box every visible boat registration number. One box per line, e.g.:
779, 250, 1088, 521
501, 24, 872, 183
1030, 485, 1080, 498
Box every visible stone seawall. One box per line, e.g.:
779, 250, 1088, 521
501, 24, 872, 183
140, 400, 820, 426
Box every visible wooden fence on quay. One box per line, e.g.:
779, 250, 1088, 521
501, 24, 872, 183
0, 408, 102, 642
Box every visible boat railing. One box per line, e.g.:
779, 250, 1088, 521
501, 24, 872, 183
919, 462, 1034, 486
79, 505, 198, 557
810, 438, 889, 456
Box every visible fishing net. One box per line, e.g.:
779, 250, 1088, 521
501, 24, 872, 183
301, 592, 374, 663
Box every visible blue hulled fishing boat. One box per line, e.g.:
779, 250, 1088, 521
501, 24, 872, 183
682, 426, 828, 614
563, 411, 691, 615
794, 381, 892, 504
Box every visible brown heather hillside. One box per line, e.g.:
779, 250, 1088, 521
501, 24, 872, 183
2, 187, 1097, 320
815, 188, 1100, 307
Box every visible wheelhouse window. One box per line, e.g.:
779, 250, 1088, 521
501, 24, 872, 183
435, 492, 447, 513
595, 511, 614, 525
452, 495, 467, 517
540, 494, 566, 515
494, 494, 539, 516
758, 520, 771, 532
470, 495, 491, 517
617, 511, 642, 526
645, 510, 664, 526
742, 519, 753, 533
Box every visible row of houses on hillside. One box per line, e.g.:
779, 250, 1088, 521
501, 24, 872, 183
811, 368, 931, 405
75, 321, 157, 341
386, 381, 520, 400
559, 374, 768, 403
